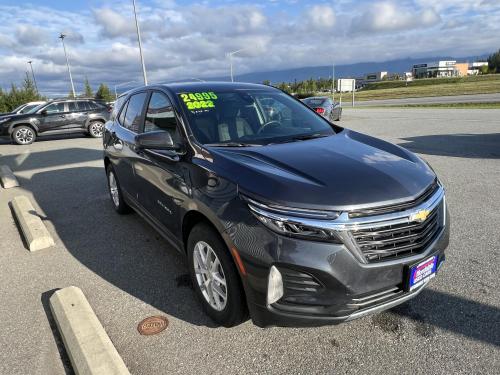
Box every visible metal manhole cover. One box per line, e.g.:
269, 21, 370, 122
137, 316, 169, 336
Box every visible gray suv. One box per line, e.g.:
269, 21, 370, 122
0, 99, 110, 145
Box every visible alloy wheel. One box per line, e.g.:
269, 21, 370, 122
90, 122, 104, 137
193, 241, 228, 311
108, 171, 120, 207
15, 128, 34, 144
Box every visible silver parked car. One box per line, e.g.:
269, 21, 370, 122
302, 96, 342, 121
0, 101, 46, 117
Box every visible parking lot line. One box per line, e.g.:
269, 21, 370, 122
10, 195, 54, 251
0, 165, 19, 188
50, 286, 131, 375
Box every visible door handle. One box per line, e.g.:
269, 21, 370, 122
59, 115, 66, 118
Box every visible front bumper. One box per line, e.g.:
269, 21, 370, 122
224, 191, 449, 327
0, 125, 11, 137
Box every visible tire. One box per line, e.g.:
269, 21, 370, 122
88, 121, 105, 138
12, 126, 36, 145
106, 165, 131, 214
187, 223, 247, 327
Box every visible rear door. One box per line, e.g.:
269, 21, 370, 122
66, 101, 88, 129
111, 91, 148, 201
37, 102, 69, 133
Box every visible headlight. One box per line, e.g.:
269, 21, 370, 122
242, 195, 342, 243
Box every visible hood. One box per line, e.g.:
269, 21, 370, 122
208, 129, 436, 211
0, 112, 34, 123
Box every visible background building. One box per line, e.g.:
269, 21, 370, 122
364, 71, 388, 82
412, 60, 479, 78
468, 62, 488, 75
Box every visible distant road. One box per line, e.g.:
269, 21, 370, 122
355, 93, 500, 106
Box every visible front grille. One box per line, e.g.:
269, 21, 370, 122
349, 180, 439, 218
351, 203, 442, 262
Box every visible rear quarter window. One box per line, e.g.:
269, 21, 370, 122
112, 96, 127, 121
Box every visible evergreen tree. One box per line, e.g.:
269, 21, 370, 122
487, 49, 500, 73
83, 77, 93, 97
95, 83, 113, 102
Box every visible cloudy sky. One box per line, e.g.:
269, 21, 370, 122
0, 0, 499, 96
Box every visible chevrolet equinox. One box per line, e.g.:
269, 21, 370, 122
103, 82, 449, 327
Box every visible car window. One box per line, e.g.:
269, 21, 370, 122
144, 92, 180, 142
77, 101, 90, 111
112, 96, 126, 121
67, 101, 78, 112
304, 98, 326, 106
44, 102, 65, 114
179, 90, 334, 145
123, 92, 147, 133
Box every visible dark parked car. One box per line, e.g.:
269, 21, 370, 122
0, 99, 110, 145
104, 82, 448, 327
0, 101, 46, 117
302, 96, 342, 121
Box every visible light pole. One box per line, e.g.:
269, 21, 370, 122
332, 63, 335, 102
27, 61, 39, 95
114, 81, 137, 99
227, 48, 248, 82
132, 0, 148, 85
59, 33, 76, 98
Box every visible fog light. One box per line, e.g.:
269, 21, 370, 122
267, 265, 284, 305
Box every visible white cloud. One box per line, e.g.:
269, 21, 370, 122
0, 0, 498, 96
306, 5, 336, 30
350, 1, 441, 34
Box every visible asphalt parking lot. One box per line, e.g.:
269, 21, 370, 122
1, 108, 499, 375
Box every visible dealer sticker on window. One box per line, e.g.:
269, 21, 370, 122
179, 92, 218, 111
408, 255, 438, 291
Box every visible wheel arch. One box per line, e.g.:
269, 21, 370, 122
9, 122, 38, 136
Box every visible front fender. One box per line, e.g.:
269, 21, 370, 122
8, 118, 40, 134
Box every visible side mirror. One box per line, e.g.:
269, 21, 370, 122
135, 130, 176, 150
40, 109, 48, 116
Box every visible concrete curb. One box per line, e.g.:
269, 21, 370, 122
0, 165, 19, 188
50, 286, 130, 375
10, 196, 54, 251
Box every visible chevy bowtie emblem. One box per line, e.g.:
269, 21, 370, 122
410, 209, 431, 223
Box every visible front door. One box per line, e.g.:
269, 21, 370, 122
38, 102, 69, 133
134, 91, 187, 237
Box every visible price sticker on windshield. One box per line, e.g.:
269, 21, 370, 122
179, 92, 218, 111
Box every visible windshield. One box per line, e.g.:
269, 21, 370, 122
178, 89, 335, 146
27, 103, 47, 114
11, 104, 26, 113
20, 104, 40, 113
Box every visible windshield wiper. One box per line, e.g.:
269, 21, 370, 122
270, 133, 330, 144
205, 142, 261, 147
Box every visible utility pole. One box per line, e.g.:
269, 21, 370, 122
132, 0, 148, 85
27, 61, 39, 95
59, 33, 76, 98
332, 63, 335, 102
